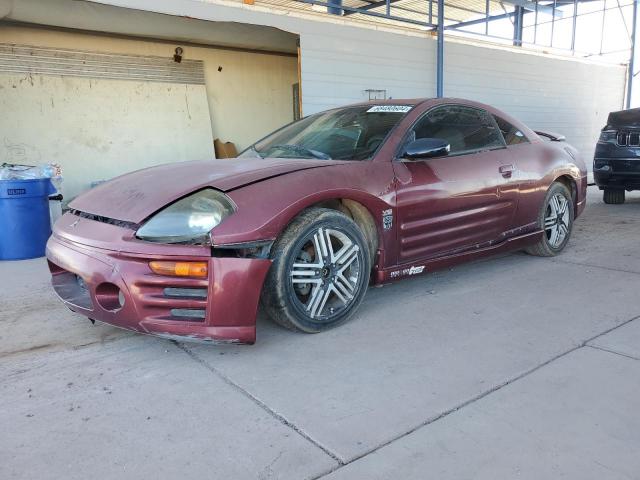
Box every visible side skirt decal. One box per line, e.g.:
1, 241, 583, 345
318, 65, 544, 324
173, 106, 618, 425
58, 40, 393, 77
375, 230, 543, 284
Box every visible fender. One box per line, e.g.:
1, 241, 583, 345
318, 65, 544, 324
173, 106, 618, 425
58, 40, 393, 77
212, 161, 398, 267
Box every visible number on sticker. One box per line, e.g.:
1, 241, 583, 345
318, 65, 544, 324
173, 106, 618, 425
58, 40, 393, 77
366, 105, 412, 113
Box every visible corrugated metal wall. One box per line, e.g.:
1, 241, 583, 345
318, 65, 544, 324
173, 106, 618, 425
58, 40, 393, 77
444, 41, 624, 165
297, 25, 436, 113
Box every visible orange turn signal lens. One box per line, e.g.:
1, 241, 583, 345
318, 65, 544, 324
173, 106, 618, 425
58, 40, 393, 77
149, 261, 208, 278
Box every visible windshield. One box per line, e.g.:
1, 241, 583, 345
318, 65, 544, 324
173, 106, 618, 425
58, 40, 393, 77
240, 105, 412, 161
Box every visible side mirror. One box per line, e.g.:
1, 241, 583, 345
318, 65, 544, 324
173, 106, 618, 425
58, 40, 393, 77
403, 138, 450, 160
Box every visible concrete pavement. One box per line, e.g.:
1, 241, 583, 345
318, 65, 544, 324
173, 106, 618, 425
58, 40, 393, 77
1, 187, 639, 479
325, 347, 640, 480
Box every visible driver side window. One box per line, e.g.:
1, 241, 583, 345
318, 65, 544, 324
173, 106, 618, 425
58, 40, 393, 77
408, 105, 505, 156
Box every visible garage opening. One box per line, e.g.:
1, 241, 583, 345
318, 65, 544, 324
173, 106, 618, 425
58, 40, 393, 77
0, 0, 300, 199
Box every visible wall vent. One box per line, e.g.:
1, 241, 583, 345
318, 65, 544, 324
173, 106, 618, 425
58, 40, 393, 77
0, 43, 205, 85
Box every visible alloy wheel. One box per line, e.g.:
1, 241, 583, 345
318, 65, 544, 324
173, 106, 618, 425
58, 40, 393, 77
289, 227, 361, 320
544, 193, 571, 248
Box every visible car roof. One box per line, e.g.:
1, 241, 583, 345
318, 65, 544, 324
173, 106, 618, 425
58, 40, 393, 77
344, 97, 500, 111
341, 97, 540, 143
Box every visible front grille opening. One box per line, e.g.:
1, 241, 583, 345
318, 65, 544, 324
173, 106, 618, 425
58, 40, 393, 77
213, 241, 273, 259
163, 287, 207, 299
49, 264, 93, 310
69, 209, 138, 230
616, 131, 640, 147
95, 282, 125, 312
170, 308, 206, 321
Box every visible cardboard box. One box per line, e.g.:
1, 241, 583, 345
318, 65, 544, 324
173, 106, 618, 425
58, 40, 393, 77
214, 139, 238, 159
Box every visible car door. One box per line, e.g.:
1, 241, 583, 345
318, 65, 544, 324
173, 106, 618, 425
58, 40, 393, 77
393, 104, 519, 265
491, 113, 539, 233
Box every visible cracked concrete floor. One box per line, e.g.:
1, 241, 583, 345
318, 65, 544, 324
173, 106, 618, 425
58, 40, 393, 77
1, 187, 640, 480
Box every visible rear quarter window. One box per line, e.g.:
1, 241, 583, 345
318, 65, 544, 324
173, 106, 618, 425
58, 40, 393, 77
493, 115, 530, 146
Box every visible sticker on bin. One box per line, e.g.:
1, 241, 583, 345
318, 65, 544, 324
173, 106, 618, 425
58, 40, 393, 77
367, 105, 412, 113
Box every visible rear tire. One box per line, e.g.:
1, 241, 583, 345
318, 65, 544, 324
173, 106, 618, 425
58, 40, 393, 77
525, 182, 574, 257
603, 188, 625, 204
261, 208, 370, 333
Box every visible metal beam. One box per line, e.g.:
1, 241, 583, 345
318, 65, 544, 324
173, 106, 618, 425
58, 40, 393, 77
502, 0, 563, 17
444, 11, 515, 30
437, 0, 444, 98
300, 0, 435, 26
513, 5, 525, 46
345, 0, 485, 18
445, 0, 569, 32
485, 0, 490, 35
571, 0, 578, 52
343, 0, 403, 15
600, 0, 606, 55
350, 0, 567, 17
550, 0, 557, 47
627, 0, 638, 109
534, 0, 539, 43
327, 0, 342, 15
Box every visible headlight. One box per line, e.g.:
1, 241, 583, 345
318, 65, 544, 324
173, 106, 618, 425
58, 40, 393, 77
136, 189, 235, 244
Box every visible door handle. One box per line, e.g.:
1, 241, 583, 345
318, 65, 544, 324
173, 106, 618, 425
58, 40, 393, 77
499, 164, 515, 178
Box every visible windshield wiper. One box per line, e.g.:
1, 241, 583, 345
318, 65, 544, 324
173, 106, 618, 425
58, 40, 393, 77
247, 146, 263, 158
271, 144, 331, 160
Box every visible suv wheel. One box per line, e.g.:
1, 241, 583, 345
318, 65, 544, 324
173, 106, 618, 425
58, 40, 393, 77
603, 188, 625, 204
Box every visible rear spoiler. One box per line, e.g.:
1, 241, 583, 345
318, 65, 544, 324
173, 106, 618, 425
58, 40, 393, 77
535, 130, 566, 142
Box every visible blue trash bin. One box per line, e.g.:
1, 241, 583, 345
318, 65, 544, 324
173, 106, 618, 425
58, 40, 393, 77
0, 178, 56, 260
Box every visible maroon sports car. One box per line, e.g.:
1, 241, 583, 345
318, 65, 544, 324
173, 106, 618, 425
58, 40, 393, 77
46, 98, 587, 344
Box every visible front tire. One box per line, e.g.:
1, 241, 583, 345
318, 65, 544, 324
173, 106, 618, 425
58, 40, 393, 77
261, 208, 371, 333
525, 182, 574, 257
603, 188, 625, 204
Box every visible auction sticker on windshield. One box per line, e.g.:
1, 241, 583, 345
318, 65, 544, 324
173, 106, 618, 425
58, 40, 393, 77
366, 105, 412, 113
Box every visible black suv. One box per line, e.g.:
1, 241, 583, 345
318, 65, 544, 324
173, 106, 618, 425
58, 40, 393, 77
594, 108, 640, 204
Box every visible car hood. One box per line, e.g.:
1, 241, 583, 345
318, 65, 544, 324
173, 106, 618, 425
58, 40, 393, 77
607, 108, 640, 128
68, 158, 343, 223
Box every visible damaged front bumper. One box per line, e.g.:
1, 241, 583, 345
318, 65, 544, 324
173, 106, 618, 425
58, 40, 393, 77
46, 213, 271, 344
